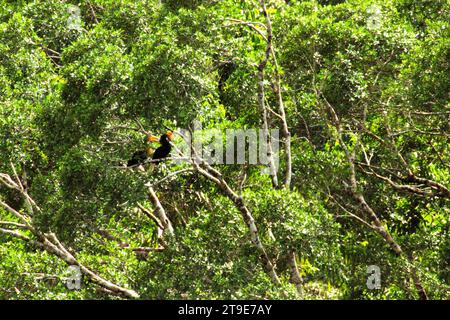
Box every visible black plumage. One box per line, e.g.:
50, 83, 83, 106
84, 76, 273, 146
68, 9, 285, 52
152, 133, 173, 164
127, 132, 173, 167
127, 149, 151, 167
127, 134, 158, 167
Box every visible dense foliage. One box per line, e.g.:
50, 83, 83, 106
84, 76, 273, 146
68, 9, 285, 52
0, 0, 448, 299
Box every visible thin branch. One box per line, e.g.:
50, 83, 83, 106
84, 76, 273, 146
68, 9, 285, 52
112, 156, 192, 169
87, 0, 99, 24
144, 168, 194, 188
410, 111, 450, 116
0, 221, 29, 229
329, 196, 376, 230
224, 18, 268, 41
0, 200, 32, 227
0, 228, 36, 244
134, 118, 150, 135
137, 203, 164, 230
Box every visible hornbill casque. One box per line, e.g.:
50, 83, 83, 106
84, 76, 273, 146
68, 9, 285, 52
127, 131, 174, 167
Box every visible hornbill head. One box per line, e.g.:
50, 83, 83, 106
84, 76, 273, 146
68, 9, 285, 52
145, 131, 174, 145
159, 131, 174, 144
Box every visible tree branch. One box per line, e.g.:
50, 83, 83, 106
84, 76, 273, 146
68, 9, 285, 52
0, 174, 140, 299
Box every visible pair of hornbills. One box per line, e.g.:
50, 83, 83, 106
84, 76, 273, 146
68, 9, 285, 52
127, 131, 174, 167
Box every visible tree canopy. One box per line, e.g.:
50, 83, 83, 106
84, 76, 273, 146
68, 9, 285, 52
0, 0, 448, 300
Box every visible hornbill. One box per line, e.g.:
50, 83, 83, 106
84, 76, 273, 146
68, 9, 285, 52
127, 131, 174, 167
127, 134, 159, 167
152, 131, 174, 164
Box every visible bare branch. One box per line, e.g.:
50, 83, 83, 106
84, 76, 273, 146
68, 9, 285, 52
148, 187, 174, 236
0, 221, 29, 229
0, 200, 32, 227
329, 195, 376, 230
137, 203, 164, 230
144, 168, 194, 188
134, 118, 150, 135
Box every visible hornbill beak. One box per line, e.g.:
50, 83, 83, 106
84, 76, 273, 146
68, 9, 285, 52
148, 135, 160, 143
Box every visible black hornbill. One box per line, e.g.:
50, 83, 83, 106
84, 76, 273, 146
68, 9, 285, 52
127, 131, 174, 167
152, 131, 174, 164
